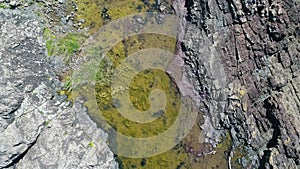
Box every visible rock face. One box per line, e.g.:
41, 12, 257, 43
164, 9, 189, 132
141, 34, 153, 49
0, 9, 117, 169
181, 0, 300, 168
0, 0, 299, 168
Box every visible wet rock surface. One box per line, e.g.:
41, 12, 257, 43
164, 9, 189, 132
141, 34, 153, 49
182, 0, 300, 168
0, 9, 117, 169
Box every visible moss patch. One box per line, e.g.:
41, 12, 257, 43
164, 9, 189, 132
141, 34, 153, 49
57, 33, 80, 59
43, 28, 56, 56
43, 28, 83, 61
88, 142, 95, 148
66, 0, 232, 168
0, 3, 8, 9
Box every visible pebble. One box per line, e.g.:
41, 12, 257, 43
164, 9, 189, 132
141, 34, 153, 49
9, 1, 17, 7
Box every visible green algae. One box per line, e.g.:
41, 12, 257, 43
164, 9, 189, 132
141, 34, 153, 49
88, 142, 95, 147
57, 34, 80, 56
0, 3, 8, 9
43, 28, 56, 56
43, 28, 83, 61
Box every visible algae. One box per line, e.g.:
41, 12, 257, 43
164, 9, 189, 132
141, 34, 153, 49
0, 3, 8, 9
88, 142, 95, 147
43, 28, 83, 61
72, 0, 158, 34
93, 29, 192, 168
95, 33, 177, 136
66, 0, 235, 168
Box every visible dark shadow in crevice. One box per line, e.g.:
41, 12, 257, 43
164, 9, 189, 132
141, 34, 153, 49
4, 134, 40, 168
258, 150, 273, 169
263, 100, 281, 148
185, 0, 194, 22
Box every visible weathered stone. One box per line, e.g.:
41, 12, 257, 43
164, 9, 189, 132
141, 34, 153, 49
183, 0, 300, 168
0, 9, 117, 169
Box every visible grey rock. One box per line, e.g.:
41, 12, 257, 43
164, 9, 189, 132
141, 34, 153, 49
16, 99, 117, 169
58, 0, 64, 4
0, 9, 117, 169
9, 1, 16, 7
182, 0, 300, 168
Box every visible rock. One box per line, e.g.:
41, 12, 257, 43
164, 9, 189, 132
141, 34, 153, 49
16, 99, 118, 169
58, 0, 64, 4
0, 9, 117, 169
9, 1, 16, 7
182, 0, 300, 168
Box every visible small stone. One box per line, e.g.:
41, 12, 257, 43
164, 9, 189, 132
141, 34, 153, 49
9, 1, 17, 7
239, 16, 247, 23
24, 85, 34, 93
239, 89, 246, 96
242, 102, 248, 112
229, 95, 239, 100
159, 5, 167, 12
136, 17, 144, 24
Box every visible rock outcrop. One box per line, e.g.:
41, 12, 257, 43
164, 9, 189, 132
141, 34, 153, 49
0, 9, 117, 169
0, 0, 299, 168
182, 0, 300, 168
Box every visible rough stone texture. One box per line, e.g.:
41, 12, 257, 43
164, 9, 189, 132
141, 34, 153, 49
0, 0, 299, 168
181, 0, 300, 168
0, 9, 117, 169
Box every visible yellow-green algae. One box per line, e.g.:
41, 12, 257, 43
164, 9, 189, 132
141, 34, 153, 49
72, 0, 157, 33
187, 132, 248, 169
0, 3, 8, 9
96, 68, 179, 138
98, 34, 178, 137
95, 34, 177, 137
93, 33, 193, 168
191, 133, 232, 169
66, 0, 244, 168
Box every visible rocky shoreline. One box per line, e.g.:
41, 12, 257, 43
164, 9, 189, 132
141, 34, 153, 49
0, 0, 299, 168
